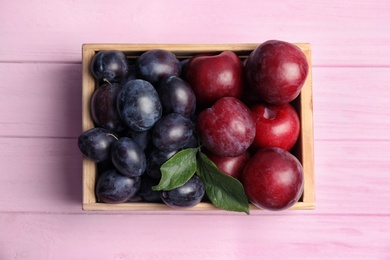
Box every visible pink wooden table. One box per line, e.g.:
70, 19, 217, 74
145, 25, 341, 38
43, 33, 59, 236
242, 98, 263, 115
1, 1, 390, 259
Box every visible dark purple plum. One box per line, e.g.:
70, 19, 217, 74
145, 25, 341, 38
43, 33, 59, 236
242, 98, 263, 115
117, 79, 162, 131
78, 127, 118, 162
126, 128, 152, 151
96, 169, 141, 203
111, 137, 146, 177
182, 132, 200, 149
180, 58, 189, 78
146, 149, 178, 179
90, 50, 129, 83
135, 49, 181, 85
136, 175, 163, 202
120, 64, 137, 85
161, 175, 205, 208
152, 113, 193, 151
157, 75, 196, 118
91, 83, 125, 132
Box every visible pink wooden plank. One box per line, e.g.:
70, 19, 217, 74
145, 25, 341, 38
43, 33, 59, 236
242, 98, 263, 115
1, 64, 390, 140
1, 213, 389, 259
0, 138, 389, 214
0, 63, 82, 138
314, 139, 390, 214
312, 67, 390, 141
0, 138, 82, 212
1, 0, 389, 259
1, 0, 390, 66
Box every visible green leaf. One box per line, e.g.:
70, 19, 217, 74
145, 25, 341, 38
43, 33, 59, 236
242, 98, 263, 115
152, 148, 198, 191
196, 152, 250, 215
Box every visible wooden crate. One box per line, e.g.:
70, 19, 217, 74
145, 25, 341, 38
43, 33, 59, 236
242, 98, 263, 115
81, 43, 315, 212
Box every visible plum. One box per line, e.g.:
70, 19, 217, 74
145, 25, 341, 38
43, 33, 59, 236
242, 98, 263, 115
245, 40, 309, 104
196, 97, 255, 157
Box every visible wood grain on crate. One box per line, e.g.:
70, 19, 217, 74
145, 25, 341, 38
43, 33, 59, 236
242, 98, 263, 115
81, 43, 314, 211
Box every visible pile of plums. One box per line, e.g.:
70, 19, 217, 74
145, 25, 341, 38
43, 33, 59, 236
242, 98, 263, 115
78, 40, 309, 211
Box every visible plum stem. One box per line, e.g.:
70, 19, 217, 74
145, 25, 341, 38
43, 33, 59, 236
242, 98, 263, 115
103, 78, 112, 85
106, 133, 119, 141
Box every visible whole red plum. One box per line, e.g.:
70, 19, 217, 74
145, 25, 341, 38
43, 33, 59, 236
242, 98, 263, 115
196, 97, 255, 157
203, 149, 251, 180
245, 40, 309, 104
242, 147, 304, 211
251, 103, 300, 151
185, 51, 244, 108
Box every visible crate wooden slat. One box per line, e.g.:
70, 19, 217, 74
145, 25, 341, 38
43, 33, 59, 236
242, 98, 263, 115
82, 43, 315, 212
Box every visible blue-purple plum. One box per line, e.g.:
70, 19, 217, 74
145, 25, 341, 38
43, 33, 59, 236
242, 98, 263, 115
117, 79, 162, 131
111, 137, 146, 177
161, 175, 205, 208
157, 75, 196, 118
135, 49, 181, 85
78, 127, 117, 162
91, 83, 125, 132
96, 169, 141, 203
152, 113, 193, 151
91, 50, 129, 83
